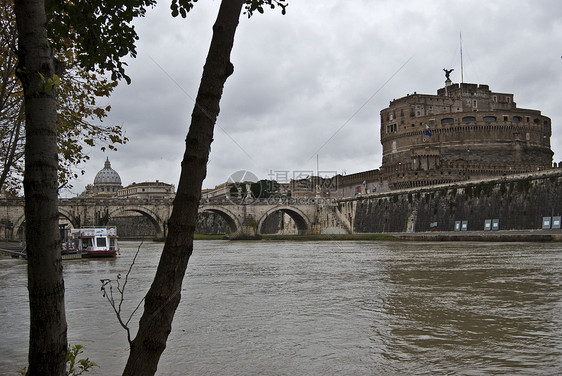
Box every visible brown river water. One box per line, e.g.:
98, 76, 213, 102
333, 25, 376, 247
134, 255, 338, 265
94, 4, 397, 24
1, 240, 561, 375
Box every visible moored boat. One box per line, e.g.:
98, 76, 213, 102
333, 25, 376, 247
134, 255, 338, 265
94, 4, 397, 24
71, 227, 119, 258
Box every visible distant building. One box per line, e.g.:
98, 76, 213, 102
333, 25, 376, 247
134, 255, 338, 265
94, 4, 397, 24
332, 169, 385, 197
82, 157, 174, 199
379, 81, 553, 189
92, 157, 122, 195
116, 181, 175, 199
201, 183, 232, 203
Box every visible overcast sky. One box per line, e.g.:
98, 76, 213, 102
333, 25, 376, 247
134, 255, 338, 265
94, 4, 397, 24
62, 0, 562, 197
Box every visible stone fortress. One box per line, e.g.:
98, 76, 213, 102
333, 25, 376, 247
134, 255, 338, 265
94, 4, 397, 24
331, 76, 556, 197
379, 80, 553, 190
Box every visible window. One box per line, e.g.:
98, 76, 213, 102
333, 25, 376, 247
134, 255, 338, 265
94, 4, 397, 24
96, 237, 107, 248
462, 116, 476, 123
472, 100, 477, 108
512, 116, 521, 123
441, 118, 454, 125
483, 116, 496, 122
82, 238, 93, 250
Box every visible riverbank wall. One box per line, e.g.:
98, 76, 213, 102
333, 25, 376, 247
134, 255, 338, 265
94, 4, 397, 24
348, 170, 562, 233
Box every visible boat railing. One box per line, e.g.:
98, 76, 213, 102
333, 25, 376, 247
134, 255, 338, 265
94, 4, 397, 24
75, 226, 118, 238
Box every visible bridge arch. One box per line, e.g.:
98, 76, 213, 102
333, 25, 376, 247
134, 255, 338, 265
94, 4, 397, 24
199, 206, 242, 235
11, 210, 77, 241
58, 207, 79, 228
257, 206, 311, 235
107, 206, 166, 238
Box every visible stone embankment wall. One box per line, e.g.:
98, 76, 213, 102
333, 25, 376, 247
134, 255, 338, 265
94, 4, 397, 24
352, 170, 562, 233
109, 215, 156, 239
195, 212, 230, 235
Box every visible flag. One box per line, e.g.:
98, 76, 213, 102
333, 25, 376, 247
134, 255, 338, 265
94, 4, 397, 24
424, 124, 432, 137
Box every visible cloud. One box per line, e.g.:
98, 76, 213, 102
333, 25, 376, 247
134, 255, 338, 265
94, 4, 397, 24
62, 0, 562, 197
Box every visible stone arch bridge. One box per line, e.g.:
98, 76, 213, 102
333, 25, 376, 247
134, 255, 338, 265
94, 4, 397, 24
0, 197, 352, 240
3, 170, 560, 241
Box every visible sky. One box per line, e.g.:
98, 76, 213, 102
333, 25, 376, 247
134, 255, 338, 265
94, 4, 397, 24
61, 0, 562, 197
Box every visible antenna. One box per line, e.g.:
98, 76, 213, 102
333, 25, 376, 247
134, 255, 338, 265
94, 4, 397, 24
460, 31, 464, 83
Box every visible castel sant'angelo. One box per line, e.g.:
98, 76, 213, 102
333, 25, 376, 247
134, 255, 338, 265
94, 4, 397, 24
378, 73, 553, 190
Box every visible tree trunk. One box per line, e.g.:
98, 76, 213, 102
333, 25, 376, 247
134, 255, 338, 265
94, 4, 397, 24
122, 1, 243, 375
14, 0, 67, 375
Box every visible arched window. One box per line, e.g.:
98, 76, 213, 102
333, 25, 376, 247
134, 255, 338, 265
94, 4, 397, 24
512, 116, 522, 123
462, 116, 476, 123
483, 116, 496, 122
441, 117, 454, 125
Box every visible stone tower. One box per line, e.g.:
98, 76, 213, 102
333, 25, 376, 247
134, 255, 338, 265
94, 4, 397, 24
379, 82, 553, 189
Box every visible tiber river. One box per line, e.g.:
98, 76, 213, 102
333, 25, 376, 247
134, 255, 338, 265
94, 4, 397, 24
1, 240, 561, 375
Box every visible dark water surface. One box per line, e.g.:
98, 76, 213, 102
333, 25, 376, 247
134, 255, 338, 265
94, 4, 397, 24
1, 240, 561, 375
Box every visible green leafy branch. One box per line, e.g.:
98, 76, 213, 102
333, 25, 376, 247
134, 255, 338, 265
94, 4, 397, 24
38, 72, 61, 92
170, 0, 288, 19
66, 345, 98, 376
18, 344, 97, 376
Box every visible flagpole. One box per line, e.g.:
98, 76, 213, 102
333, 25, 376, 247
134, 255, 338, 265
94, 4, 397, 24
460, 31, 464, 84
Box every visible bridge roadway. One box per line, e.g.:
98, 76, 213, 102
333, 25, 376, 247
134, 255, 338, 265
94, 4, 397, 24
0, 196, 352, 240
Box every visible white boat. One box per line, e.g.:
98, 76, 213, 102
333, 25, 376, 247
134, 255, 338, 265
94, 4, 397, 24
71, 227, 119, 258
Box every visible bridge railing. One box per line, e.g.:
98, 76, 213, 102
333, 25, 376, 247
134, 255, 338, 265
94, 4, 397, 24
200, 196, 340, 206
0, 198, 25, 205
58, 197, 175, 206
